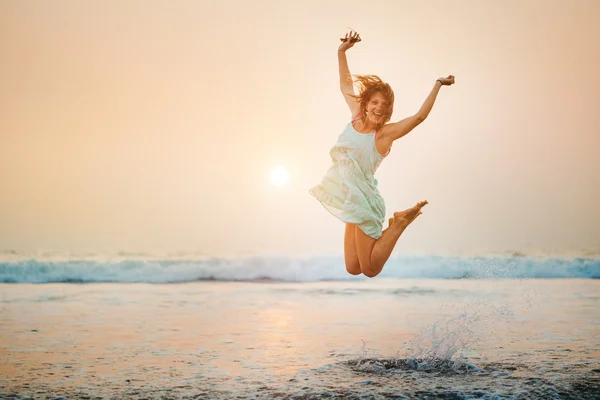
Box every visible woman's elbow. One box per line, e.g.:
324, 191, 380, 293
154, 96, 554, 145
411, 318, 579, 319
415, 114, 427, 123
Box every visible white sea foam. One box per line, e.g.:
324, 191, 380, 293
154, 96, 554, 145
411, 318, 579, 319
0, 254, 598, 283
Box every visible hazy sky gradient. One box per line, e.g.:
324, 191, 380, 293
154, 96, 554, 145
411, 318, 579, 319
1, 0, 599, 257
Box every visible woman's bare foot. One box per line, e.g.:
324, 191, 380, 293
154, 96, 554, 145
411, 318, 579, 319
393, 201, 428, 230
388, 217, 395, 228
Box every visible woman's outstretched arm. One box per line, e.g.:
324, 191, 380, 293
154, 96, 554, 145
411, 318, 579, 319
381, 75, 455, 142
338, 31, 361, 115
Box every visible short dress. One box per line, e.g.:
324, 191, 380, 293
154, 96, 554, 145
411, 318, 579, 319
309, 113, 390, 239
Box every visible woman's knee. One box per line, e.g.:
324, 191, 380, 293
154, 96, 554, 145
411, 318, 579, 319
345, 261, 362, 276
361, 264, 381, 278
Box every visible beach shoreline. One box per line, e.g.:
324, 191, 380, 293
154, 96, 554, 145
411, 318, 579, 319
1, 279, 599, 399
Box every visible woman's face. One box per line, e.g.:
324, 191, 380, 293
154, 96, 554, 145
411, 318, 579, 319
366, 91, 391, 124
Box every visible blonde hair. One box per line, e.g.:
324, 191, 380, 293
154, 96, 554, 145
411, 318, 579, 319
349, 75, 395, 130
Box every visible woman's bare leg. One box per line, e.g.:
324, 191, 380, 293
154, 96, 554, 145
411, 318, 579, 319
344, 223, 362, 275
355, 201, 428, 278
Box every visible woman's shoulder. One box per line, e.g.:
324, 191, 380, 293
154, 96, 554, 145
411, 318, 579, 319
351, 112, 363, 125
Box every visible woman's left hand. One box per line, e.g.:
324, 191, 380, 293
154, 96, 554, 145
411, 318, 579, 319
438, 75, 455, 86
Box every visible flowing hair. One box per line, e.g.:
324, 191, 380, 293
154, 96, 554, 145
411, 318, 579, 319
348, 75, 395, 130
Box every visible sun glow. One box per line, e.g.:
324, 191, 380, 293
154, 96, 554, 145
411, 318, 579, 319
269, 166, 290, 187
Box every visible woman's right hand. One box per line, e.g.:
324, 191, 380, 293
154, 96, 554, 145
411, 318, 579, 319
338, 31, 360, 52
437, 75, 456, 86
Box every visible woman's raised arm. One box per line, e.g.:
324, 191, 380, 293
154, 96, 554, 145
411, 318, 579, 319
338, 31, 361, 116
382, 75, 456, 142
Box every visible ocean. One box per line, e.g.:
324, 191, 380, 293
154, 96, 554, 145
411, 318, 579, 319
1, 254, 599, 399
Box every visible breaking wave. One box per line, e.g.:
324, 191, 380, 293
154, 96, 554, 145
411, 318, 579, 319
0, 254, 598, 283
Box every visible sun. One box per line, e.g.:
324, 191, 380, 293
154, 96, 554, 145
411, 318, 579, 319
269, 166, 290, 187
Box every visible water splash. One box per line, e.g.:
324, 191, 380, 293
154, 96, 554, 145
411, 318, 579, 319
401, 294, 519, 372
406, 312, 479, 369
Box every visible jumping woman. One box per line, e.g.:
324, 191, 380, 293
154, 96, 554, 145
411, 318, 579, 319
310, 31, 455, 278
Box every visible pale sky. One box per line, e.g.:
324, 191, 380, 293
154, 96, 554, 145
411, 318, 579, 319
1, 0, 599, 257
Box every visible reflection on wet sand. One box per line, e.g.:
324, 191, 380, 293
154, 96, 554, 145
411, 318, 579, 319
1, 279, 598, 398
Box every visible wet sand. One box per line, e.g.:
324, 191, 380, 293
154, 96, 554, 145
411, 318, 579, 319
1, 279, 599, 399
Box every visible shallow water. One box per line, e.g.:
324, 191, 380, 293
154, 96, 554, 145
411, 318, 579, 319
1, 279, 599, 399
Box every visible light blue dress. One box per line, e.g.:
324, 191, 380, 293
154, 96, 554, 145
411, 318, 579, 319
310, 114, 390, 239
